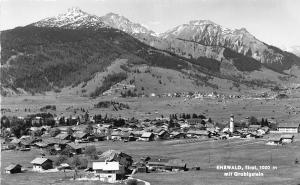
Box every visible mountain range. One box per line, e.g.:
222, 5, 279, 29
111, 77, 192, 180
1, 7, 300, 96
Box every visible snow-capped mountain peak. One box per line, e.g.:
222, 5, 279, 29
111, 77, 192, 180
100, 12, 157, 36
33, 7, 108, 29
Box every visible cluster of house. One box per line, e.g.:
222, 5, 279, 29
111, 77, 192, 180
4, 114, 300, 152
4, 148, 192, 184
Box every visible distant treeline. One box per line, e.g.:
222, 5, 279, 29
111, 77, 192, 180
94, 101, 130, 110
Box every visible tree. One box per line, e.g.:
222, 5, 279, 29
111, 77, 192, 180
168, 119, 175, 129
47, 146, 57, 155
85, 145, 98, 159
249, 116, 258, 125
61, 146, 72, 156
1, 129, 11, 139
84, 112, 89, 122
71, 156, 81, 168
54, 155, 68, 166
59, 117, 65, 126
50, 128, 61, 137
32, 129, 43, 137
78, 158, 88, 169
1, 116, 10, 128
84, 124, 93, 134
127, 179, 138, 185
10, 118, 29, 138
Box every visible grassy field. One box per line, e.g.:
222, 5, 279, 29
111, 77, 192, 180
1, 136, 300, 185
2, 94, 300, 123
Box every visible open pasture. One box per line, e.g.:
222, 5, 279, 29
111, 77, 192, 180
1, 135, 300, 185
2, 94, 300, 124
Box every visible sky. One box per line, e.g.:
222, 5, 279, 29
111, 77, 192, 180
1, 0, 299, 48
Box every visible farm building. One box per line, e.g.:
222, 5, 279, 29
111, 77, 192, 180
5, 164, 22, 174
281, 134, 294, 143
267, 136, 282, 145
120, 132, 136, 141
147, 158, 169, 171
140, 132, 155, 141
99, 150, 133, 169
187, 130, 210, 138
131, 131, 144, 138
73, 132, 89, 140
277, 123, 300, 133
10, 138, 21, 147
57, 163, 71, 171
111, 131, 122, 140
170, 131, 186, 139
248, 125, 261, 131
67, 143, 85, 155
31, 157, 53, 171
187, 118, 204, 126
55, 133, 74, 141
92, 161, 125, 183
165, 159, 187, 171
157, 130, 170, 140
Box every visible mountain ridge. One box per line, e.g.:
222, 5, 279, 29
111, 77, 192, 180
1, 7, 300, 96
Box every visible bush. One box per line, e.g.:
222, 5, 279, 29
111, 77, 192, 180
127, 179, 138, 185
79, 158, 88, 169
85, 145, 97, 157
54, 155, 68, 166
71, 156, 81, 168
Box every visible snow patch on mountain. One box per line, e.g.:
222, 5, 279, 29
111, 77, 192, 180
33, 7, 108, 29
100, 12, 157, 36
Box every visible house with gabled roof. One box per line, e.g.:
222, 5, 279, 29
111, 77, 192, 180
31, 157, 53, 171
67, 143, 85, 155
165, 159, 187, 171
170, 131, 186, 139
157, 130, 170, 140
5, 164, 22, 174
277, 122, 300, 133
140, 132, 155, 141
281, 134, 294, 143
73, 132, 88, 140
92, 160, 125, 183
111, 131, 122, 140
55, 133, 74, 141
147, 158, 169, 171
266, 136, 282, 145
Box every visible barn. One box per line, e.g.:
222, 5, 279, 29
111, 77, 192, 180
31, 157, 53, 171
277, 123, 300, 133
5, 164, 22, 174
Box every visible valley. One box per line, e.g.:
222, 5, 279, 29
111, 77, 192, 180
1, 5, 300, 185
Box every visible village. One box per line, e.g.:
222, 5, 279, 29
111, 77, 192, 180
1, 99, 300, 185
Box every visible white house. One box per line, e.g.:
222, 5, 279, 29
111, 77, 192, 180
31, 157, 53, 171
92, 161, 125, 183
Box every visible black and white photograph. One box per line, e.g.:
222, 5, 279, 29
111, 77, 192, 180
1, 0, 300, 184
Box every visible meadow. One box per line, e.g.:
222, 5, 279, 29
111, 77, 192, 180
1, 136, 300, 185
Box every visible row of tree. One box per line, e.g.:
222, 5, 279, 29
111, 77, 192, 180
169, 113, 207, 120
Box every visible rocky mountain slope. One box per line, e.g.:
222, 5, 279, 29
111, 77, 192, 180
98, 13, 300, 73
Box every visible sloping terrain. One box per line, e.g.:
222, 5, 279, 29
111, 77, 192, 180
1, 8, 299, 96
